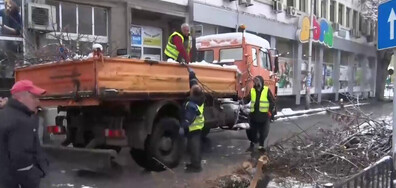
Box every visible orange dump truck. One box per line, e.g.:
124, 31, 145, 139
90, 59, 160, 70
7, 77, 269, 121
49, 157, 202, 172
14, 32, 278, 171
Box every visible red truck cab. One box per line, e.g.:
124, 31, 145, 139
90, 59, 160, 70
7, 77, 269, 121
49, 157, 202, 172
196, 32, 278, 98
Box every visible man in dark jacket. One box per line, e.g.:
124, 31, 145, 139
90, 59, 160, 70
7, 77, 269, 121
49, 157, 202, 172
243, 76, 276, 152
179, 67, 205, 172
0, 80, 48, 188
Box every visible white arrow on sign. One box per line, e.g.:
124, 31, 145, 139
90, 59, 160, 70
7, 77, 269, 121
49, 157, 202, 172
388, 8, 396, 40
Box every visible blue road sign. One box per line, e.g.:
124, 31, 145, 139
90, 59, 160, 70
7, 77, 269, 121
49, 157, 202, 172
378, 0, 396, 50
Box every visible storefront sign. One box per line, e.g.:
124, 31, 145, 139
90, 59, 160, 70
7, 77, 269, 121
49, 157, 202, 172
296, 16, 334, 48
143, 26, 162, 47
131, 26, 142, 46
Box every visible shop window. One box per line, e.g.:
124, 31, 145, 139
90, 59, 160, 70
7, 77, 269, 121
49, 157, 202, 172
197, 50, 214, 63
330, 1, 335, 22
338, 3, 344, 25
252, 48, 257, 66
220, 48, 243, 61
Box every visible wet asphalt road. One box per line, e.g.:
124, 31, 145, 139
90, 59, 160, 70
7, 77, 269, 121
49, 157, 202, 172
40, 102, 393, 188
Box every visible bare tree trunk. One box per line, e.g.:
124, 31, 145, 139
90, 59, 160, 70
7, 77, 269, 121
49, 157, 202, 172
376, 50, 393, 101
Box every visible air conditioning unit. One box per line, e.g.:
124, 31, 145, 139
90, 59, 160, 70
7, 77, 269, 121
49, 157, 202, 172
286, 6, 297, 17
246, 0, 253, 6
333, 23, 341, 31
239, 0, 253, 6
272, 0, 283, 13
28, 3, 57, 31
239, 0, 247, 5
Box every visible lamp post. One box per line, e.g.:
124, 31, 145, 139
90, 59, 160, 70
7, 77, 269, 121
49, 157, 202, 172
305, 0, 315, 109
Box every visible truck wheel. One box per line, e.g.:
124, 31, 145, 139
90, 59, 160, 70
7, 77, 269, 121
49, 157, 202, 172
130, 148, 149, 169
147, 117, 183, 171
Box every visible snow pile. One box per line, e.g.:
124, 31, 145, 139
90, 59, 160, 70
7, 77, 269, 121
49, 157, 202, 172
196, 32, 270, 50
189, 60, 240, 72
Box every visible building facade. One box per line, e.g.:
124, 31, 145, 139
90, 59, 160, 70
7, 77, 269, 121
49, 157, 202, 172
0, 0, 377, 104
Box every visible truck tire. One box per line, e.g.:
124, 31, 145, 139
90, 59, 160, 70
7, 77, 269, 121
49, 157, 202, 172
147, 117, 183, 171
130, 117, 183, 171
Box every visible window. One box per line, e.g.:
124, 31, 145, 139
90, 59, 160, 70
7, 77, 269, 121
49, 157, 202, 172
46, 0, 60, 31
338, 3, 344, 25
220, 48, 243, 61
330, 1, 335, 22
78, 5, 92, 35
353, 10, 357, 29
252, 48, 257, 66
299, 0, 306, 12
346, 7, 351, 27
197, 50, 214, 63
313, 0, 317, 16
61, 2, 76, 33
51, 1, 108, 37
260, 50, 271, 70
94, 7, 107, 36
321, 0, 327, 18
287, 0, 294, 7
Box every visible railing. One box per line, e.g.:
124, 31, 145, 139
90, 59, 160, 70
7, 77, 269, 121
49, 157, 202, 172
333, 156, 394, 188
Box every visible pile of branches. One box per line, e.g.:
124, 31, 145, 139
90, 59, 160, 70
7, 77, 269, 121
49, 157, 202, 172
265, 104, 392, 184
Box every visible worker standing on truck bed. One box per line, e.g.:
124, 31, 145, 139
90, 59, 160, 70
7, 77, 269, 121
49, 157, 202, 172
179, 67, 205, 172
165, 23, 192, 64
243, 76, 276, 152
0, 80, 48, 188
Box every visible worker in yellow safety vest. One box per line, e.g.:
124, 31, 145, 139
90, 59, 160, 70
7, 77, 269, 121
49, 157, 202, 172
164, 23, 192, 63
242, 76, 276, 152
179, 68, 205, 173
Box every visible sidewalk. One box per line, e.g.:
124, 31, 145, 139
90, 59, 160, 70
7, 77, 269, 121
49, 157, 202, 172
275, 97, 375, 119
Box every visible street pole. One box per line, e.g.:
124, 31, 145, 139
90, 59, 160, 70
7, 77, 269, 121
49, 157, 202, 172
393, 49, 396, 165
305, 0, 315, 109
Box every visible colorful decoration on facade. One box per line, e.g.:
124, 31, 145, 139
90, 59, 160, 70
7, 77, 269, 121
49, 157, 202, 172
296, 16, 334, 48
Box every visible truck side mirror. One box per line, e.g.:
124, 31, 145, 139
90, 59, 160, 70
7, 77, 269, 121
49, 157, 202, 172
274, 56, 279, 73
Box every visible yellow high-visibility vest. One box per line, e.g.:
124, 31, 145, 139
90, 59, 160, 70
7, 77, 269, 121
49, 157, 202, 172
250, 86, 269, 113
164, 31, 191, 60
187, 102, 205, 132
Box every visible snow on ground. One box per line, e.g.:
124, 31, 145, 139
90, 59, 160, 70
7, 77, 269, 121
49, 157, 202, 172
267, 177, 316, 188
384, 88, 394, 98
276, 111, 327, 121
276, 103, 368, 118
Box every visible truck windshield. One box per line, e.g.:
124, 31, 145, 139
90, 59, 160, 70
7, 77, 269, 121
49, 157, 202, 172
197, 50, 214, 63
220, 48, 243, 61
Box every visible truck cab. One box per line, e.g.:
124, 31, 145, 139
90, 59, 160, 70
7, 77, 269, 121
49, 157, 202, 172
196, 32, 278, 98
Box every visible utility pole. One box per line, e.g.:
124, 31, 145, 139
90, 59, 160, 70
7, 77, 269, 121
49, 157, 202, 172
305, 0, 315, 109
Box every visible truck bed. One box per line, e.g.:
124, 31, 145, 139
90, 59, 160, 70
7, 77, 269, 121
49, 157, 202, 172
15, 58, 238, 107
